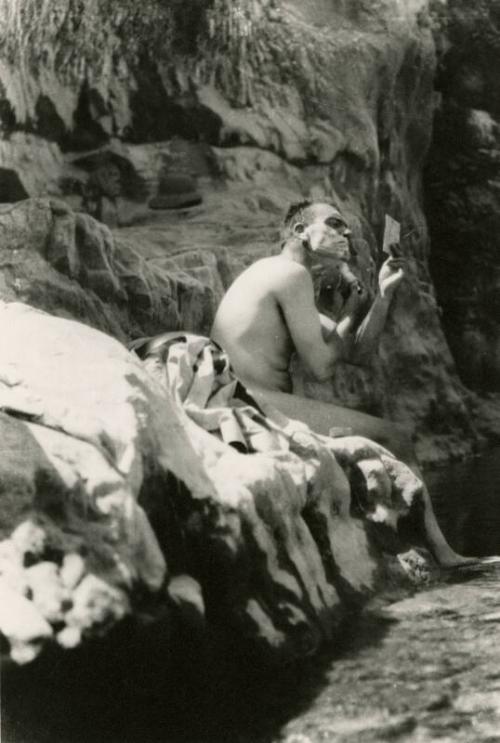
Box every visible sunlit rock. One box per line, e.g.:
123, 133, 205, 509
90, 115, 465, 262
0, 301, 426, 665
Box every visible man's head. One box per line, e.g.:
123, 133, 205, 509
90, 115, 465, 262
282, 201, 351, 260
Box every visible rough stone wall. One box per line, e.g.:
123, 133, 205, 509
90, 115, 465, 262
425, 0, 500, 394
0, 198, 232, 340
1, 0, 498, 462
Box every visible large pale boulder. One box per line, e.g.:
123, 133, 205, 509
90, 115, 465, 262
0, 301, 422, 666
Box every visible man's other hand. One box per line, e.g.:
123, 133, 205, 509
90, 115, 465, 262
340, 277, 368, 320
379, 243, 405, 299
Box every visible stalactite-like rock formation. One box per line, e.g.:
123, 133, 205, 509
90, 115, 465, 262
2, 0, 498, 463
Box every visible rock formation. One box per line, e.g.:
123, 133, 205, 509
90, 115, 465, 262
1, 298, 427, 667
0, 197, 235, 340
1, 0, 500, 674
425, 0, 500, 398
2, 0, 499, 464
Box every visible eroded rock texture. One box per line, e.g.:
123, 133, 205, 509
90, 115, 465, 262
0, 1, 499, 710
2, 0, 497, 462
1, 300, 425, 667
425, 0, 500, 395
0, 197, 230, 339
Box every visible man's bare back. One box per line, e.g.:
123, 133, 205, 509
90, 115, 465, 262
212, 255, 311, 393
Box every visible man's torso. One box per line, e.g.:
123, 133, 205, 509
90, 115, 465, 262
211, 256, 298, 392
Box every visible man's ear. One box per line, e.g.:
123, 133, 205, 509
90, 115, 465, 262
293, 222, 311, 249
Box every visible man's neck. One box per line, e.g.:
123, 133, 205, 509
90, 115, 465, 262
281, 237, 313, 271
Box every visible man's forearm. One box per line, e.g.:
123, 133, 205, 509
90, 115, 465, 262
318, 312, 351, 364
319, 303, 371, 363
350, 292, 392, 362
319, 285, 394, 366
332, 248, 404, 365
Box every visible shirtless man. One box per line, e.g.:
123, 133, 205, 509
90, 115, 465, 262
211, 200, 472, 568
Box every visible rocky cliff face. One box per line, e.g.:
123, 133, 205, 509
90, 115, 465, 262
1, 0, 499, 465
2, 4, 500, 738
425, 0, 500, 396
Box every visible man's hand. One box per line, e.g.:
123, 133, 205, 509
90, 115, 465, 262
379, 243, 405, 299
311, 261, 340, 288
339, 276, 367, 318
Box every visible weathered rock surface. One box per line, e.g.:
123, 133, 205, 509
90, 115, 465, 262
425, 0, 500, 398
277, 563, 500, 743
0, 1, 499, 738
0, 301, 177, 662
1, 0, 499, 462
1, 300, 432, 667
0, 197, 232, 340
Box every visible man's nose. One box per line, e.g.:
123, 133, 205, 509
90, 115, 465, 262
330, 225, 351, 237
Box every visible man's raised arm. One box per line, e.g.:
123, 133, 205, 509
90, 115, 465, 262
346, 247, 405, 364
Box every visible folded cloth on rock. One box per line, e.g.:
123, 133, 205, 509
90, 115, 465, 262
131, 332, 292, 453
131, 333, 424, 527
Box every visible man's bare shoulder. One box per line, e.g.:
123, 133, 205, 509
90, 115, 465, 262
246, 255, 310, 286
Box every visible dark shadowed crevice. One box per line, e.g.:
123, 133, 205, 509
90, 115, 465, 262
61, 81, 110, 152
424, 0, 500, 393
0, 89, 17, 134
168, 0, 216, 55
34, 95, 67, 143
0, 168, 29, 202
127, 58, 222, 145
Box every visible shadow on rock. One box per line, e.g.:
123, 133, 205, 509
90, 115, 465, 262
2, 607, 394, 743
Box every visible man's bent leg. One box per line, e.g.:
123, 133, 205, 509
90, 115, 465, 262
252, 387, 409, 444
252, 387, 474, 568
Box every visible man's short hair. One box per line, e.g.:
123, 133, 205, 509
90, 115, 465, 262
283, 200, 313, 231
281, 201, 312, 246
282, 199, 342, 242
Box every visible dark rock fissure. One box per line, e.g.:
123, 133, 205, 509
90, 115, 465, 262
0, 168, 29, 202
128, 60, 223, 145
61, 81, 110, 152
424, 0, 500, 393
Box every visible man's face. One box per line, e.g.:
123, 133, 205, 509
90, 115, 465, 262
292, 203, 351, 261
290, 203, 353, 288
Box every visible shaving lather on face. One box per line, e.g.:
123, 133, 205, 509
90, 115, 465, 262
291, 215, 364, 299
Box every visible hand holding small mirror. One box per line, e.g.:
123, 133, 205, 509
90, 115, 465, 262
380, 215, 405, 298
